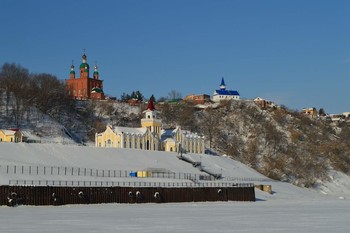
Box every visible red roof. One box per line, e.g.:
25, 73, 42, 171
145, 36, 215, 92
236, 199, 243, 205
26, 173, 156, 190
147, 98, 155, 111
8, 128, 19, 132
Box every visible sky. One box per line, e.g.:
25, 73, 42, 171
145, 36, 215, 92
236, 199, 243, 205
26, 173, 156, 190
0, 0, 350, 113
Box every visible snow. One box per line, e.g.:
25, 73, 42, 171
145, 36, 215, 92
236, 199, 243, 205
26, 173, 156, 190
0, 142, 350, 232
0, 200, 349, 233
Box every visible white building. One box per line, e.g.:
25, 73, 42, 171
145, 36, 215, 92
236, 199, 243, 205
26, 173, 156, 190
212, 77, 240, 102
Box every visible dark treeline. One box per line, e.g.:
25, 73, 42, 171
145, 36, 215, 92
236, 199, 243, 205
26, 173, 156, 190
0, 63, 74, 127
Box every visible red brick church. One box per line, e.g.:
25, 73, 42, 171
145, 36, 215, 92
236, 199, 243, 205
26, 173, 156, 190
66, 53, 105, 100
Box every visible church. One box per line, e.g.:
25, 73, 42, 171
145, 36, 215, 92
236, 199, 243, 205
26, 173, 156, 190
95, 98, 205, 154
212, 77, 240, 102
66, 52, 105, 100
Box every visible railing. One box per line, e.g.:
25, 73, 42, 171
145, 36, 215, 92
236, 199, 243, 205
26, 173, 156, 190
1, 164, 274, 183
9, 179, 254, 188
0, 164, 211, 180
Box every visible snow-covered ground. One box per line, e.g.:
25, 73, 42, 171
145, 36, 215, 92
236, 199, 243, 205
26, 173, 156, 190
0, 200, 349, 233
0, 143, 349, 232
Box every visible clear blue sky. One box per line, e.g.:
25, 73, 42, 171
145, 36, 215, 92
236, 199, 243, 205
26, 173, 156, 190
1, 0, 349, 113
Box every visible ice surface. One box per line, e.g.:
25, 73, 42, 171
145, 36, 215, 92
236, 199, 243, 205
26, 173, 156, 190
0, 200, 349, 233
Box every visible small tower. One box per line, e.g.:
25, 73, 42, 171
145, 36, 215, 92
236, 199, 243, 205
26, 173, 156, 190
141, 96, 162, 136
220, 77, 226, 90
80, 53, 90, 78
93, 64, 99, 80
69, 63, 75, 79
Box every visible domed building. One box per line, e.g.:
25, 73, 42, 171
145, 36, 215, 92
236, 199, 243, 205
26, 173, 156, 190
66, 52, 105, 100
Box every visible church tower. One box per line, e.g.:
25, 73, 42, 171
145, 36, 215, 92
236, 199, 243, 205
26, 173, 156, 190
220, 77, 226, 90
93, 65, 99, 80
69, 64, 75, 79
141, 96, 162, 136
80, 53, 89, 79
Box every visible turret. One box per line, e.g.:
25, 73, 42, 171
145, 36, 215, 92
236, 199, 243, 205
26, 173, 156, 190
69, 64, 75, 79
93, 65, 99, 80
141, 96, 162, 135
79, 53, 90, 78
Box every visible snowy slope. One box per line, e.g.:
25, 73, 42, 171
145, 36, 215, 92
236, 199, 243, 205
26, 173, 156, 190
0, 143, 349, 200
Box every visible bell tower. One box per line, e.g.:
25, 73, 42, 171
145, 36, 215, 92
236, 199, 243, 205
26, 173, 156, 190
69, 63, 75, 79
141, 95, 162, 136
93, 64, 99, 80
79, 53, 89, 79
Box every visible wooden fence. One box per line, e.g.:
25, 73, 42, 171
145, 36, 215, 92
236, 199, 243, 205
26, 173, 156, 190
0, 185, 255, 206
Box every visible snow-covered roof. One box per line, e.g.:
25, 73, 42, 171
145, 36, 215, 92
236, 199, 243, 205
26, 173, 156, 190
214, 89, 240, 96
163, 138, 176, 143
161, 128, 175, 137
113, 126, 147, 136
181, 129, 204, 139
0, 130, 16, 136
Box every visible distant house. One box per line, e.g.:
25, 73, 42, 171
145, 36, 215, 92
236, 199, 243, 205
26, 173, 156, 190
301, 108, 318, 119
212, 77, 240, 102
184, 94, 211, 105
0, 129, 26, 142
329, 114, 345, 122
254, 97, 276, 109
342, 112, 350, 118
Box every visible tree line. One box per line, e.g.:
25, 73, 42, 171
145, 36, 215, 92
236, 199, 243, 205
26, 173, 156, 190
0, 63, 73, 127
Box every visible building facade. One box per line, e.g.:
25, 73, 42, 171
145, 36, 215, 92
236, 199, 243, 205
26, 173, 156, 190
0, 129, 25, 142
302, 107, 318, 119
96, 98, 205, 154
66, 53, 105, 100
184, 94, 211, 105
254, 97, 276, 109
212, 77, 240, 102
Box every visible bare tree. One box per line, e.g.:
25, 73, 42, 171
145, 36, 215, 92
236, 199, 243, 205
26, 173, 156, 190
198, 107, 220, 149
0, 63, 29, 121
168, 90, 182, 100
0, 63, 31, 126
159, 102, 178, 127
31, 73, 67, 115
177, 102, 197, 131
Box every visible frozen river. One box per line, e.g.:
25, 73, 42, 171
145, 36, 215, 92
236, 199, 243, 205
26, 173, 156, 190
0, 199, 349, 233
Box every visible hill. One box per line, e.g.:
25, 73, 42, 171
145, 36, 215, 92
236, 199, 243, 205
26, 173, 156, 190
1, 63, 349, 195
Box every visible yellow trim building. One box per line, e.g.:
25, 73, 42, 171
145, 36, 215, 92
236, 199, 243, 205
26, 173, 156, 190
0, 129, 24, 142
95, 98, 205, 154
